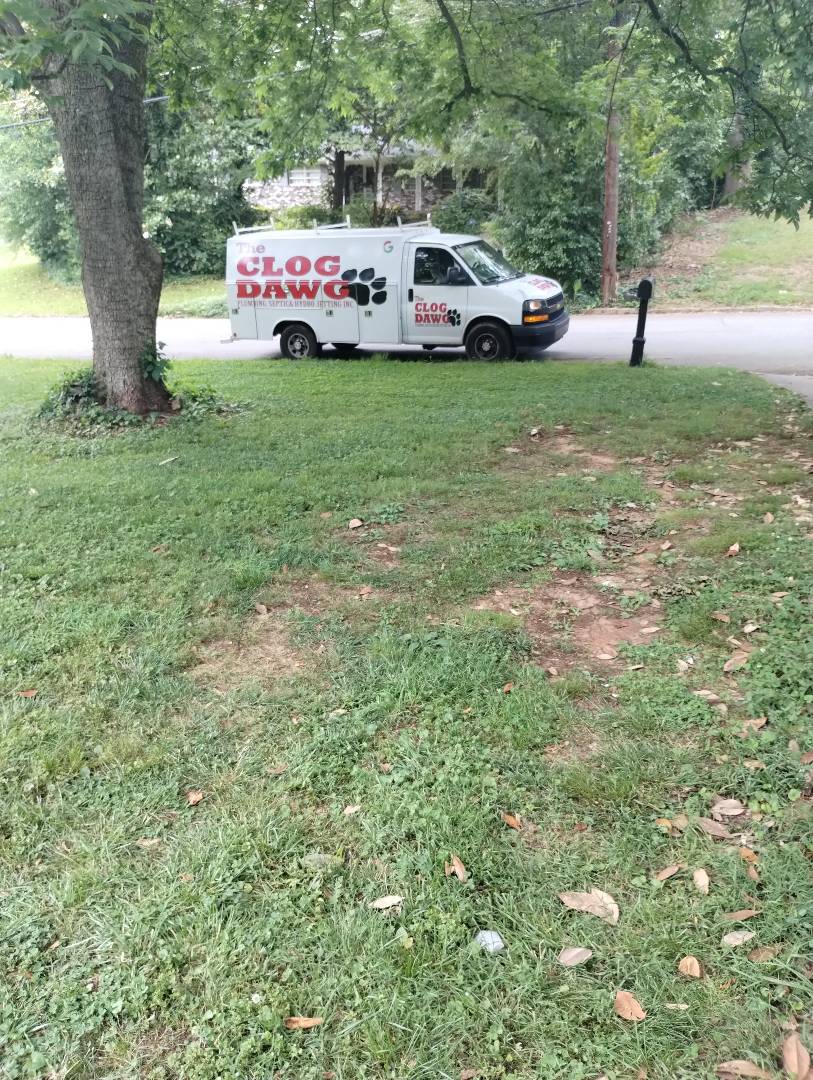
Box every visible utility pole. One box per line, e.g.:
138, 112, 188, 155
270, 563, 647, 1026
600, 3, 624, 306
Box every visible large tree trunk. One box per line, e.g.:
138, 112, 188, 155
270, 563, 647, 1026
600, 4, 623, 306
44, 7, 169, 413
332, 148, 346, 210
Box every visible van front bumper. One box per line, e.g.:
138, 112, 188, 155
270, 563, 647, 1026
512, 311, 569, 349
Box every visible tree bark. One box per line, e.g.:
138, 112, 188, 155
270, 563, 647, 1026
601, 3, 624, 306
43, 4, 169, 413
332, 148, 346, 210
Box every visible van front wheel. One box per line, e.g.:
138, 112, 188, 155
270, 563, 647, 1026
465, 322, 514, 361
281, 323, 320, 360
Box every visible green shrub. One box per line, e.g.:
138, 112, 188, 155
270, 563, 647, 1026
431, 190, 496, 234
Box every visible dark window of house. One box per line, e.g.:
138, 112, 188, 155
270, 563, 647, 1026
414, 247, 464, 285
435, 167, 455, 189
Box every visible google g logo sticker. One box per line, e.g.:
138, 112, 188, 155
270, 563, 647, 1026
383, 240, 394, 253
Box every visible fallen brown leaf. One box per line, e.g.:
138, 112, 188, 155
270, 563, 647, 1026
748, 945, 782, 962
654, 864, 685, 881
744, 759, 766, 771
613, 989, 646, 1021
557, 946, 593, 968
711, 611, 732, 624
782, 1032, 811, 1079
742, 622, 759, 635
445, 854, 468, 883
501, 682, 514, 694
699, 817, 733, 840
501, 811, 522, 830
722, 930, 755, 946
726, 542, 741, 557
559, 888, 619, 925
723, 909, 759, 921
379, 762, 393, 774
343, 804, 361, 816
660, 540, 673, 551
800, 750, 813, 765
18, 689, 38, 698
185, 789, 205, 807
460, 1071, 480, 1080
254, 602, 268, 616
267, 763, 288, 776
135, 837, 162, 850
284, 1017, 324, 1031
740, 716, 768, 736
724, 651, 749, 673
746, 865, 760, 883
678, 955, 704, 978
712, 797, 748, 822
715, 1061, 772, 1079
739, 846, 759, 864
693, 868, 711, 895
369, 894, 403, 911
763, 512, 775, 524
694, 689, 724, 705
348, 518, 364, 530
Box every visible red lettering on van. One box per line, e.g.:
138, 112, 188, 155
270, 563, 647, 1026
286, 280, 321, 300
285, 255, 310, 276
237, 280, 261, 298
236, 256, 260, 276
314, 255, 340, 276
261, 281, 288, 300
324, 280, 350, 300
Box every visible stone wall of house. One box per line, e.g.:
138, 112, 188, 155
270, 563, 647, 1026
245, 178, 329, 212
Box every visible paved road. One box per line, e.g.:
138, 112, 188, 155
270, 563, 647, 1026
2, 310, 812, 402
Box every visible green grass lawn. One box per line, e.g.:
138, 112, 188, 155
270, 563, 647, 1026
1, 356, 812, 1079
0, 244, 227, 317
650, 212, 813, 309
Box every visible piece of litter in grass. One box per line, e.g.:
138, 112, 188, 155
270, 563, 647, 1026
475, 929, 504, 953
369, 895, 403, 912
664, 1002, 689, 1011
158, 456, 178, 466
722, 930, 755, 947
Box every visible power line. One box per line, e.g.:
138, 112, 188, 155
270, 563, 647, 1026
0, 95, 168, 131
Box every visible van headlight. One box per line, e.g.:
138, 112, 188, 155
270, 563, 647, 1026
523, 299, 549, 324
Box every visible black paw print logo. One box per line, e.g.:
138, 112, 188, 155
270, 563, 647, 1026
446, 308, 461, 327
341, 267, 387, 306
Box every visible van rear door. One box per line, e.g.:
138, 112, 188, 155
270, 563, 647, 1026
227, 283, 257, 339
403, 244, 470, 346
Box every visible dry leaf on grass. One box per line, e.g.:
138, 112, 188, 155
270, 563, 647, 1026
712, 798, 748, 822
348, 518, 364, 530
800, 750, 813, 766
18, 688, 38, 698
748, 945, 782, 962
135, 837, 162, 850
369, 895, 403, 912
445, 855, 468, 883
501, 811, 522, 830
726, 542, 741, 557
694, 689, 724, 705
740, 716, 768, 736
723, 909, 759, 921
557, 946, 593, 968
613, 990, 646, 1021
343, 804, 361, 816
284, 1017, 324, 1031
782, 1032, 811, 1078
654, 864, 685, 881
254, 602, 268, 616
739, 846, 759, 864
722, 930, 755, 947
742, 622, 760, 635
185, 789, 205, 807
693, 868, 711, 895
712, 611, 732, 623
724, 651, 750, 673
715, 1061, 772, 1079
763, 512, 775, 524
699, 817, 733, 839
501, 682, 514, 694
267, 763, 288, 776
460, 1071, 481, 1080
559, 888, 619, 925
678, 955, 704, 978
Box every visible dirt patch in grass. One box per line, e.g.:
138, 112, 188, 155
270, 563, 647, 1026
502, 429, 620, 474
280, 574, 387, 615
191, 616, 307, 692
473, 569, 664, 674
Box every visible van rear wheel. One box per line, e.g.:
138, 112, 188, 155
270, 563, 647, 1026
465, 321, 514, 361
281, 323, 319, 360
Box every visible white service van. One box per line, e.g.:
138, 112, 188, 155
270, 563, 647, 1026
226, 221, 569, 360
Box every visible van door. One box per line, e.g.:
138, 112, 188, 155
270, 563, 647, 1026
404, 245, 471, 346
227, 284, 257, 339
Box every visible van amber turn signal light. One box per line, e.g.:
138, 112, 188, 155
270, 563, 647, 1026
523, 313, 549, 324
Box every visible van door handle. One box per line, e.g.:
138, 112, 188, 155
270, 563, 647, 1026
408, 288, 413, 302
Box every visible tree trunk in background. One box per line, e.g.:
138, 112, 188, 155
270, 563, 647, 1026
722, 112, 748, 199
44, 5, 169, 413
601, 5, 623, 306
332, 148, 346, 210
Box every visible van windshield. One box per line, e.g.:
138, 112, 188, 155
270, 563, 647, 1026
454, 241, 521, 285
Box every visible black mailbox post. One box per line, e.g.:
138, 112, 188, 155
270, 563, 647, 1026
629, 277, 653, 366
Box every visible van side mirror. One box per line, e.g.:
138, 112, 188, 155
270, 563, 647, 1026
448, 266, 470, 286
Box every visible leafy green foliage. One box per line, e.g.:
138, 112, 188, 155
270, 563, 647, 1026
431, 189, 496, 234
